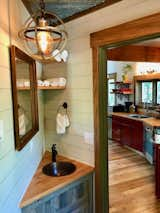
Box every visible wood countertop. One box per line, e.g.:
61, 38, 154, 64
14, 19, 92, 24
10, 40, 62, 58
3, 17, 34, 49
20, 152, 94, 208
110, 112, 160, 127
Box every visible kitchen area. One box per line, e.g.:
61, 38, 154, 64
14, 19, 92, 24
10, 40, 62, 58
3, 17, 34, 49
107, 38, 160, 202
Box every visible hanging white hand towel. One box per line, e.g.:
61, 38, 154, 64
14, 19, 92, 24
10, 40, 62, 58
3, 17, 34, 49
19, 113, 26, 136
56, 113, 66, 134
64, 114, 70, 127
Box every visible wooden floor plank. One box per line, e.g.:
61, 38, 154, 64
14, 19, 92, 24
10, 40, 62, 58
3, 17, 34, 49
109, 141, 160, 213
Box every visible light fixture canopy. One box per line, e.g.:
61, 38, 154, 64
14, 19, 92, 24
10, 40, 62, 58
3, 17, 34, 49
18, 0, 68, 63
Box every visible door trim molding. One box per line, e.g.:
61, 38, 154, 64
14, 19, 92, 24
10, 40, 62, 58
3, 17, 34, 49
90, 12, 160, 213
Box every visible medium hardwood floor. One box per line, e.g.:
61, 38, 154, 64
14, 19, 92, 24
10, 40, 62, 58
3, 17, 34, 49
109, 141, 160, 213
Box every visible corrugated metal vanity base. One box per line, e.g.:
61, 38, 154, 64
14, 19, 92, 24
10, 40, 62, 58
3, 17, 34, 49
21, 173, 93, 213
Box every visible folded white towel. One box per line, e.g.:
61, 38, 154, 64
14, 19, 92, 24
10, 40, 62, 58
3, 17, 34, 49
56, 113, 70, 134
17, 79, 30, 88
47, 78, 66, 87
37, 78, 67, 87
43, 80, 50, 87
37, 80, 44, 86
24, 81, 30, 87
17, 81, 24, 87
50, 82, 59, 87
58, 78, 66, 86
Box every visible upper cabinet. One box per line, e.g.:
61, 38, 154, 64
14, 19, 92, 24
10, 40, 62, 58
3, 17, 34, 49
134, 73, 160, 81
10, 45, 39, 151
107, 45, 160, 62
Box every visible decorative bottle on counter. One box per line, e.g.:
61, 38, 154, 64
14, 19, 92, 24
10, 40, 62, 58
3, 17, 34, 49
129, 104, 135, 113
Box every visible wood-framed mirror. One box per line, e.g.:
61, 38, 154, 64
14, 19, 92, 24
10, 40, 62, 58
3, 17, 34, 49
10, 45, 39, 151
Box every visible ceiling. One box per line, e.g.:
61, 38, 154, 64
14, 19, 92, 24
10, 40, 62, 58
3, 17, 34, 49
22, 0, 121, 22
134, 37, 160, 47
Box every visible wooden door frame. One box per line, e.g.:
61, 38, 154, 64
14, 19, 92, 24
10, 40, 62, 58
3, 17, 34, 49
90, 12, 160, 213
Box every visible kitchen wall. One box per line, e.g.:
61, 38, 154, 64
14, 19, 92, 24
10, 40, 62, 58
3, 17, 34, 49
108, 61, 136, 105
108, 61, 136, 82
136, 62, 160, 75
43, 0, 160, 166
0, 1, 45, 213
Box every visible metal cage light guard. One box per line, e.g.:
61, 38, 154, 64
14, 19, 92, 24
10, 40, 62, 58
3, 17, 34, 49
18, 0, 68, 63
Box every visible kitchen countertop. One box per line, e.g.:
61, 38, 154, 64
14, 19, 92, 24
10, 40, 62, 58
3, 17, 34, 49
110, 112, 160, 127
20, 152, 94, 208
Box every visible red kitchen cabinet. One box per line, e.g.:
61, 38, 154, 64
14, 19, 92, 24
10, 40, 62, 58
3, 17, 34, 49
112, 115, 143, 152
130, 119, 143, 152
112, 117, 121, 143
121, 122, 131, 147
155, 144, 160, 198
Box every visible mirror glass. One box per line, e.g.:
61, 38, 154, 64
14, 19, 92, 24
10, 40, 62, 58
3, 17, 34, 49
10, 46, 39, 150
16, 58, 32, 137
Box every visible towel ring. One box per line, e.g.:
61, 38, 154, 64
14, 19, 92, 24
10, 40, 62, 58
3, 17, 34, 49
57, 102, 68, 114
57, 102, 71, 127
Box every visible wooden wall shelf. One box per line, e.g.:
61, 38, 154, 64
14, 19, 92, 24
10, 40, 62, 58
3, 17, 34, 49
111, 92, 133, 95
18, 86, 66, 90
110, 81, 132, 85
134, 73, 160, 81
38, 86, 66, 90
18, 87, 30, 90
111, 81, 133, 95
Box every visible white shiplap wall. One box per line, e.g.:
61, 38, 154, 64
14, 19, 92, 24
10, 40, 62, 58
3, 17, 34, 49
0, 1, 45, 213
1, 0, 160, 211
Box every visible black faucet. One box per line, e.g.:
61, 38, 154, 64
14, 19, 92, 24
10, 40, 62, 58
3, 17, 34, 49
52, 144, 58, 163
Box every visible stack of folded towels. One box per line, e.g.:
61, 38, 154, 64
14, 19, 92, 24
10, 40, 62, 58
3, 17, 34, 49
17, 79, 30, 87
37, 78, 66, 87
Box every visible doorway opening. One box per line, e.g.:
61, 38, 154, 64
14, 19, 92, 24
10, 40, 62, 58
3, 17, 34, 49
107, 37, 160, 212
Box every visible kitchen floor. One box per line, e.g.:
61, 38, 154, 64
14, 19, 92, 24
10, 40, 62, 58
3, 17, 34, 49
109, 141, 160, 213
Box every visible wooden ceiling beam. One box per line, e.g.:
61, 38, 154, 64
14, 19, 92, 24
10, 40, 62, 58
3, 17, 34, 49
107, 45, 160, 62
90, 12, 160, 48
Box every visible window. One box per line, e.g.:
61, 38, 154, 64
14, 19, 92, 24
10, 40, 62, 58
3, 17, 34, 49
108, 73, 116, 106
142, 82, 153, 103
108, 79, 115, 106
136, 80, 160, 106
157, 81, 160, 104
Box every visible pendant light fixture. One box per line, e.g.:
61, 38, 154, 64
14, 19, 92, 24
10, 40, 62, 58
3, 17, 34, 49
18, 0, 68, 63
